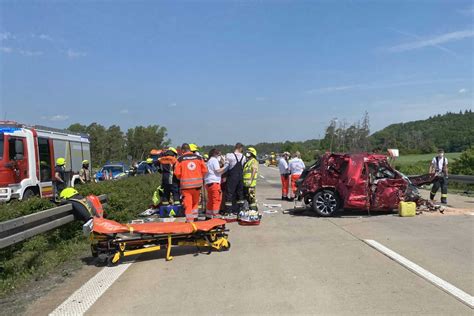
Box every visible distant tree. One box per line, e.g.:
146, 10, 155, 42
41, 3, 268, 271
105, 125, 125, 162
126, 125, 169, 160
67, 123, 87, 134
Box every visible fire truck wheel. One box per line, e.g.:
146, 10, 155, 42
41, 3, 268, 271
22, 188, 36, 200
312, 190, 340, 217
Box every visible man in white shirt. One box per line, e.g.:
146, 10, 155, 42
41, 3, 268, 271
288, 151, 306, 200
278, 152, 290, 200
429, 148, 449, 204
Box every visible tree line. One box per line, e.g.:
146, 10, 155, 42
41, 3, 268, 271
67, 123, 169, 166
203, 110, 473, 161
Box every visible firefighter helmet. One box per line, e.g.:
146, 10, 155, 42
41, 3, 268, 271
59, 187, 79, 200
56, 157, 66, 166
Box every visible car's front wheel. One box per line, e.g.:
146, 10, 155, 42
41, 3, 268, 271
312, 190, 340, 217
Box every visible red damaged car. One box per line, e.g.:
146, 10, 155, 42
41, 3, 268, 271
297, 153, 432, 217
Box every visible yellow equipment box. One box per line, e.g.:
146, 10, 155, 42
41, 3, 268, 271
399, 202, 416, 217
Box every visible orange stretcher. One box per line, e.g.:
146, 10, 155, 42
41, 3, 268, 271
89, 217, 230, 266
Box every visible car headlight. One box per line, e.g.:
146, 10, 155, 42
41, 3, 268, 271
0, 188, 8, 194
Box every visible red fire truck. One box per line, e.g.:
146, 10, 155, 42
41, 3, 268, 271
0, 121, 91, 202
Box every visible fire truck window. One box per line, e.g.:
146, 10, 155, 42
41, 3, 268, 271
38, 138, 52, 181
8, 138, 24, 161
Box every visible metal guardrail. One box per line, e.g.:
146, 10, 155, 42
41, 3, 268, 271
0, 194, 107, 249
448, 175, 474, 184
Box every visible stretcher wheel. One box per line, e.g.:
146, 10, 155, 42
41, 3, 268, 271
107, 252, 121, 267
219, 241, 231, 252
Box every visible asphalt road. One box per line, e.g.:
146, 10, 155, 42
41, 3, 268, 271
27, 165, 474, 315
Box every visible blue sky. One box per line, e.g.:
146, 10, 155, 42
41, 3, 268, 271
1, 1, 473, 146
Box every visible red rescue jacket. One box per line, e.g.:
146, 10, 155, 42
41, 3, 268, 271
174, 152, 208, 189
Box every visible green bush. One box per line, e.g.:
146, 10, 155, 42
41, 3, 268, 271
0, 174, 161, 297
0, 197, 55, 222
451, 147, 474, 175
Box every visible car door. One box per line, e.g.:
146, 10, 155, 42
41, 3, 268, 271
341, 157, 370, 209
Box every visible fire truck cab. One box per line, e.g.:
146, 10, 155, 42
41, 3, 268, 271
0, 121, 91, 202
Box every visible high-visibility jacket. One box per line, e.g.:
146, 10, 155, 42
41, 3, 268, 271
243, 157, 259, 188
174, 152, 208, 189
158, 155, 178, 184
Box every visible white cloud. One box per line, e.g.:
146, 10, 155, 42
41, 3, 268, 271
307, 78, 468, 94
307, 84, 363, 94
458, 88, 467, 94
389, 28, 459, 58
0, 46, 13, 53
0, 32, 15, 41
66, 49, 87, 59
42, 115, 69, 122
38, 34, 53, 41
120, 109, 129, 114
458, 5, 474, 15
19, 49, 43, 57
387, 29, 474, 53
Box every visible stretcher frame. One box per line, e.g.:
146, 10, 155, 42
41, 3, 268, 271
90, 224, 230, 266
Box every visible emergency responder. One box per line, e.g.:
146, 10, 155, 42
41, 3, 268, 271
190, 143, 200, 156
243, 147, 259, 211
288, 151, 305, 201
157, 147, 180, 205
79, 160, 91, 184
203, 154, 209, 162
174, 143, 208, 222
278, 152, 290, 200
54, 157, 67, 198
429, 149, 449, 204
223, 143, 246, 215
204, 149, 226, 219
145, 158, 156, 174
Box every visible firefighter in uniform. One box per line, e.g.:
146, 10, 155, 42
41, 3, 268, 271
157, 147, 180, 206
223, 143, 246, 215
54, 157, 67, 198
243, 147, 259, 211
429, 149, 449, 204
174, 143, 208, 222
79, 160, 91, 184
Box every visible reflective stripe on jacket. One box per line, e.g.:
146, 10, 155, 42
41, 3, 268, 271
174, 152, 208, 189
243, 157, 259, 187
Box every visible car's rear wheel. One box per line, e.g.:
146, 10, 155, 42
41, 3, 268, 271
312, 190, 340, 217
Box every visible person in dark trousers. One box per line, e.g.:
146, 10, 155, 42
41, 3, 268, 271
157, 147, 180, 205
223, 143, 246, 215
54, 157, 67, 198
429, 149, 449, 204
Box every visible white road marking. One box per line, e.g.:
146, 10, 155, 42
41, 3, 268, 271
50, 263, 132, 315
260, 175, 265, 179
364, 239, 474, 309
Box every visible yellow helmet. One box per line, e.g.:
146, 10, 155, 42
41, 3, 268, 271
189, 143, 199, 152
168, 147, 178, 155
59, 187, 79, 200
82, 160, 89, 165
56, 157, 66, 166
247, 147, 257, 157
204, 154, 209, 159
146, 158, 154, 164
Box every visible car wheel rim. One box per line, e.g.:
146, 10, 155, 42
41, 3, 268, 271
315, 192, 337, 214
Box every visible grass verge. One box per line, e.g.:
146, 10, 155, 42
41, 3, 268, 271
0, 174, 161, 299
